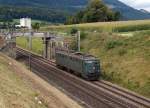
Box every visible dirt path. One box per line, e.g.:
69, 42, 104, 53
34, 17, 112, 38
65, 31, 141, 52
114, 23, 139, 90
0, 53, 83, 108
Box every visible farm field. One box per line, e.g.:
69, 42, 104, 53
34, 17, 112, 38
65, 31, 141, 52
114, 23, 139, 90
41, 20, 150, 33
16, 20, 150, 98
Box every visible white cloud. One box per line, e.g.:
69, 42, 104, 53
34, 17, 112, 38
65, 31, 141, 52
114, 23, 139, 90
119, 0, 150, 11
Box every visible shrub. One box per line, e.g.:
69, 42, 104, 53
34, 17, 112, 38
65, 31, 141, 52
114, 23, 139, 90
70, 28, 78, 34
80, 31, 87, 40
127, 79, 140, 90
101, 70, 122, 82
69, 39, 77, 51
118, 49, 127, 56
105, 40, 123, 50
139, 78, 150, 96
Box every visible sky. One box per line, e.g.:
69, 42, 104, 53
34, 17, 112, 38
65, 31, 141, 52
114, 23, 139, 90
119, 0, 150, 11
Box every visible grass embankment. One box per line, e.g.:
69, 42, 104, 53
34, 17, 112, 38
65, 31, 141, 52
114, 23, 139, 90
81, 31, 150, 98
16, 30, 150, 98
17, 20, 150, 98
41, 20, 150, 33
0, 53, 47, 108
16, 37, 44, 55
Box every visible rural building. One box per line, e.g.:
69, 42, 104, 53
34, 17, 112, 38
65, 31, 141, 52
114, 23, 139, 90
20, 18, 31, 29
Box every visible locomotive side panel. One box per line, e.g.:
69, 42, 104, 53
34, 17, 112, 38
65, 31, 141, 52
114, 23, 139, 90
56, 51, 83, 74
56, 52, 69, 68
68, 56, 83, 74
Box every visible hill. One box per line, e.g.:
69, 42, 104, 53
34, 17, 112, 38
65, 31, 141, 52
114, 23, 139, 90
0, 53, 82, 108
103, 0, 150, 20
46, 20, 150, 97
0, 0, 87, 9
16, 20, 150, 98
81, 31, 150, 98
139, 9, 150, 14
0, 0, 87, 16
0, 53, 47, 108
0, 5, 67, 23
0, 0, 150, 22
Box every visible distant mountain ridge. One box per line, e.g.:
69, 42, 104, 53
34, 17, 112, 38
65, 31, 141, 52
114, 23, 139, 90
103, 0, 150, 20
0, 0, 150, 21
139, 9, 150, 14
0, 0, 87, 9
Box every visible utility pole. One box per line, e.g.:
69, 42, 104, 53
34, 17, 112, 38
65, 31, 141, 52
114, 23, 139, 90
42, 32, 56, 60
77, 31, 81, 52
29, 31, 33, 50
50, 40, 52, 60
29, 30, 33, 71
43, 32, 48, 59
43, 32, 50, 59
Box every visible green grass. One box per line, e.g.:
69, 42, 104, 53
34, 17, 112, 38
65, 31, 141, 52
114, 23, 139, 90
17, 19, 150, 98
41, 20, 150, 33
16, 37, 44, 55
80, 31, 150, 97
16, 30, 150, 98
0, 53, 47, 108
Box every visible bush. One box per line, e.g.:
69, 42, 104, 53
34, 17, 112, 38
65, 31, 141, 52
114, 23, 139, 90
80, 31, 87, 40
105, 40, 123, 50
69, 39, 77, 51
118, 49, 127, 56
127, 79, 140, 90
70, 28, 78, 34
102, 70, 122, 82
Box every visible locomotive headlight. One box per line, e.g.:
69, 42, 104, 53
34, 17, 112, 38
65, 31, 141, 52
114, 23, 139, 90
93, 67, 96, 70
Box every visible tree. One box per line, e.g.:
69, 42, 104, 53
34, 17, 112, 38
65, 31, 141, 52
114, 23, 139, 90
32, 23, 40, 31
66, 0, 121, 24
114, 11, 121, 21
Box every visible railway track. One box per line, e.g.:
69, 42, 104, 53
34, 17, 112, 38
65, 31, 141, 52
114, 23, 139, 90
16, 47, 150, 108
93, 81, 150, 108
31, 57, 119, 108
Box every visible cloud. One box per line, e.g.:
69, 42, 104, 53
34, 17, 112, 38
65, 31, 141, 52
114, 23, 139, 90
119, 0, 150, 11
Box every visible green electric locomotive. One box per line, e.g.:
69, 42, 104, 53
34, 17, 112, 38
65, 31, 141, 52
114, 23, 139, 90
55, 49, 101, 81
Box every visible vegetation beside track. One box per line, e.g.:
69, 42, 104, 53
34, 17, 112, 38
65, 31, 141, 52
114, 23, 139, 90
80, 31, 150, 98
16, 30, 150, 98
0, 53, 47, 108
16, 20, 150, 98
16, 37, 44, 55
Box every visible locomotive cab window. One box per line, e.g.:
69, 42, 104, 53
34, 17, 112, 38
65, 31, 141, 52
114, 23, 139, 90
85, 61, 94, 73
85, 60, 100, 74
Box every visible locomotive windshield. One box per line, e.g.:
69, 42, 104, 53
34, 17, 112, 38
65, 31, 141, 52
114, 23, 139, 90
85, 60, 100, 73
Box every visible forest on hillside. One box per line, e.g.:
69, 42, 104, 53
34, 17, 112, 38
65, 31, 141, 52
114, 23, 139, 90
0, 6, 67, 23
66, 0, 121, 24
